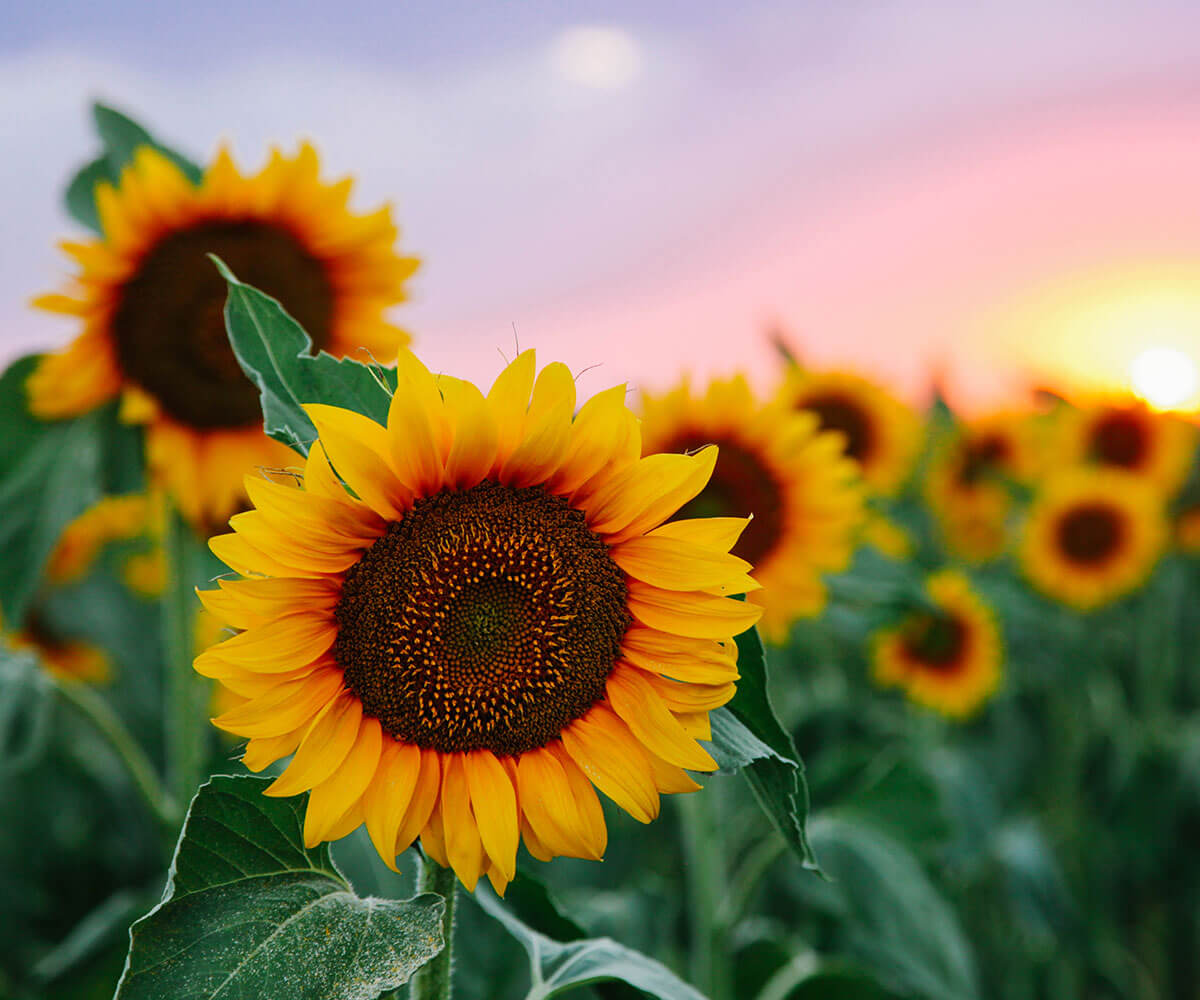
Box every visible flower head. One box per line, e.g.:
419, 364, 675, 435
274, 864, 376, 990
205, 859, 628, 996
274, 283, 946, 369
30, 144, 418, 528
1020, 468, 1166, 610
197, 350, 760, 893
871, 570, 1001, 719
639, 375, 863, 641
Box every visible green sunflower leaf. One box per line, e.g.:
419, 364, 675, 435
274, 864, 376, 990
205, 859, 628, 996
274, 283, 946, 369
64, 103, 204, 234
0, 648, 54, 776
707, 626, 817, 869
474, 884, 707, 1000
114, 775, 445, 1000
214, 257, 395, 455
808, 816, 979, 1000
0, 355, 109, 624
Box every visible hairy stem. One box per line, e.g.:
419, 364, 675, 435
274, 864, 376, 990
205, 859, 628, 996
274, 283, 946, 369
410, 858, 458, 1000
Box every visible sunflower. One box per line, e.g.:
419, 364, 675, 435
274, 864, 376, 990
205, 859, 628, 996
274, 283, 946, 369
925, 412, 1038, 562
46, 494, 154, 583
1020, 468, 1167, 611
196, 350, 760, 894
871, 569, 1001, 719
783, 370, 920, 496
861, 512, 913, 560
30, 144, 418, 529
4, 613, 110, 684
1175, 504, 1200, 554
639, 375, 863, 641
1051, 399, 1195, 495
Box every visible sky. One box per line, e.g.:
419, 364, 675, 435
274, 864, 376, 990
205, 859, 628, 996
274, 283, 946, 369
4, 2, 1200, 410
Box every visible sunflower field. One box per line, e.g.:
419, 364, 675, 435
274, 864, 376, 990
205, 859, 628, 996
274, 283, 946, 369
2, 104, 1199, 1000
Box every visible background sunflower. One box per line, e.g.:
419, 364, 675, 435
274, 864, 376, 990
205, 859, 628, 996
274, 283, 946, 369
30, 144, 418, 528
640, 374, 864, 641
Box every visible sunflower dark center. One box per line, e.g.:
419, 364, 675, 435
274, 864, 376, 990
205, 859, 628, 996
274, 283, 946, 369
902, 613, 967, 673
333, 481, 631, 756
663, 434, 784, 565
957, 433, 1011, 486
111, 220, 334, 429
1056, 503, 1125, 566
1088, 411, 1148, 469
800, 393, 874, 464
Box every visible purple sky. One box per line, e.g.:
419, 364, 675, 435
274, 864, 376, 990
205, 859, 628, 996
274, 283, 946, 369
5, 3, 1200, 410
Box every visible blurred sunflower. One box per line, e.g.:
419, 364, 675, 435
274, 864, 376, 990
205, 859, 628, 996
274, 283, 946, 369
1052, 399, 1195, 495
639, 375, 863, 641
871, 569, 1001, 719
196, 350, 760, 894
926, 412, 1038, 562
861, 512, 913, 560
45, 494, 154, 583
4, 613, 110, 684
784, 370, 920, 495
30, 144, 418, 529
1175, 504, 1200, 554
1020, 468, 1167, 611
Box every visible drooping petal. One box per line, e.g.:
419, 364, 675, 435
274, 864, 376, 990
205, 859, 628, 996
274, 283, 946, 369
362, 738, 422, 871
560, 706, 660, 823
304, 716, 383, 847
605, 665, 717, 771
266, 692, 363, 797
464, 750, 520, 882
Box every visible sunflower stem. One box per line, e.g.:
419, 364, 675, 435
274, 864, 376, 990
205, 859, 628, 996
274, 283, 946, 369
411, 858, 457, 1000
55, 678, 178, 829
162, 503, 208, 821
679, 785, 732, 1000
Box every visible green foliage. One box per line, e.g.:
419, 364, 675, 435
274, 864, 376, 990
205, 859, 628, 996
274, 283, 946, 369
710, 626, 816, 868
114, 776, 445, 1000
215, 257, 395, 453
0, 648, 53, 776
0, 355, 143, 624
64, 103, 203, 233
808, 817, 979, 1000
474, 884, 707, 1000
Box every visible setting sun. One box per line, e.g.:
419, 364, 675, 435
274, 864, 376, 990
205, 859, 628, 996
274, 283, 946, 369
1129, 345, 1199, 410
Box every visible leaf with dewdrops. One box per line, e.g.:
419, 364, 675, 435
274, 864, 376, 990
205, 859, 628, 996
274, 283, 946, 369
214, 257, 396, 455
114, 775, 445, 1000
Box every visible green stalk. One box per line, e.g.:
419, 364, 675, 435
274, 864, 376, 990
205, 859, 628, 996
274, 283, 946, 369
56, 679, 177, 829
410, 858, 458, 1000
162, 503, 208, 815
679, 787, 732, 1000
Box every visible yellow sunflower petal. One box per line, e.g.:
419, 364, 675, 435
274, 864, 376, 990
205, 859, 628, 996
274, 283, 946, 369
440, 376, 499, 490
611, 535, 752, 592
304, 716, 383, 847
605, 666, 717, 771
266, 692, 363, 797
442, 755, 486, 891
561, 706, 660, 823
626, 582, 762, 639
486, 349, 537, 467
586, 447, 717, 540
304, 404, 411, 519
362, 738, 422, 872
464, 750, 520, 882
